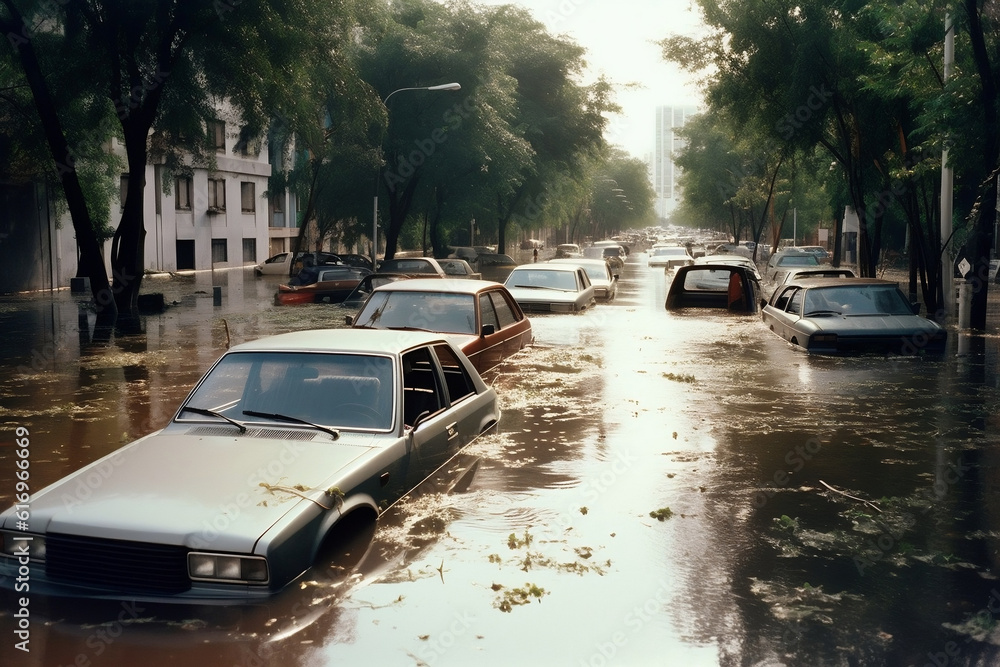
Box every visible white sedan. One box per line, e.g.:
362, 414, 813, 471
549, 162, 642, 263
503, 263, 597, 313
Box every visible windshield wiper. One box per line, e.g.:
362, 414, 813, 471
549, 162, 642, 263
242, 410, 340, 440
513, 284, 569, 291
181, 406, 247, 433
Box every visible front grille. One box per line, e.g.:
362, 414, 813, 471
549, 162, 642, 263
46, 533, 191, 595
187, 426, 318, 440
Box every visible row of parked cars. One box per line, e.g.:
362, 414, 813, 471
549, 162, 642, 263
659, 246, 947, 355
0, 243, 629, 602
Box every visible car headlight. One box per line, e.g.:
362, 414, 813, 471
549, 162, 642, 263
0, 531, 46, 561
188, 552, 269, 584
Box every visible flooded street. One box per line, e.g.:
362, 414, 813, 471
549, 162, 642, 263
2, 257, 1000, 666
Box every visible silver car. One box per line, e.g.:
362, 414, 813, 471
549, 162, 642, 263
0, 329, 499, 601
546, 258, 618, 301
503, 263, 597, 313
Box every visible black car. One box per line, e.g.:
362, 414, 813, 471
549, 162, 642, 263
665, 264, 763, 313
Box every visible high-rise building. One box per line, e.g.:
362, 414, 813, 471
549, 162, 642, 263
652, 105, 699, 220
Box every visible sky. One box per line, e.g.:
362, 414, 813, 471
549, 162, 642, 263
474, 0, 708, 159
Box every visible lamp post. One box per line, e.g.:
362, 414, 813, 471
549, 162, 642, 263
372, 82, 461, 269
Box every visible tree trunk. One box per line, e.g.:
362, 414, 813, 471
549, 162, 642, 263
111, 123, 151, 317
0, 6, 117, 321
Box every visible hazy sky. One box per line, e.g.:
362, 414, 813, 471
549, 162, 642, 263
474, 0, 708, 159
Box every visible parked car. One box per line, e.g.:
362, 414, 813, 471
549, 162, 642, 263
474, 253, 518, 283
547, 258, 618, 301
519, 239, 544, 250
438, 258, 482, 280
761, 277, 947, 354
664, 263, 763, 313
0, 329, 499, 601
275, 265, 372, 305
351, 279, 532, 373
795, 246, 831, 264
254, 251, 341, 276
583, 245, 624, 275
503, 263, 596, 313
554, 243, 583, 258
376, 257, 447, 277
765, 250, 821, 282
648, 245, 693, 270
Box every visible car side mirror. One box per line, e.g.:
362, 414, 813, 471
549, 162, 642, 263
480, 323, 496, 337
911, 301, 921, 315
344, 315, 354, 326
759, 298, 768, 309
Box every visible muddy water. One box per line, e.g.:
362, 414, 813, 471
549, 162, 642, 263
1, 261, 999, 666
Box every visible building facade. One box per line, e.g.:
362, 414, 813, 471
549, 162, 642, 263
651, 105, 699, 220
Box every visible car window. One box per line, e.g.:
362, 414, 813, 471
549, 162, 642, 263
786, 288, 804, 315
489, 291, 519, 328
402, 347, 444, 426
266, 253, 287, 264
355, 292, 475, 334
576, 269, 592, 288
479, 293, 500, 331
773, 286, 795, 311
181, 351, 394, 430
433, 344, 476, 404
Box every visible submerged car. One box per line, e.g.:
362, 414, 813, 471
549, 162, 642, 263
694, 254, 762, 280
547, 258, 618, 301
437, 258, 482, 280
351, 279, 532, 373
0, 329, 499, 601
376, 257, 447, 277
648, 245, 693, 270
275, 265, 372, 305
765, 250, 821, 282
665, 264, 763, 313
761, 278, 947, 354
583, 245, 624, 275
474, 253, 518, 283
503, 263, 596, 313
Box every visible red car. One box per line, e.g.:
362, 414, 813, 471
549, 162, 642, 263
350, 279, 533, 373
275, 266, 372, 305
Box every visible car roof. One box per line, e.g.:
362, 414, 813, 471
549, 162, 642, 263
510, 263, 580, 272
547, 258, 607, 267
370, 278, 505, 295
782, 277, 897, 288
230, 328, 449, 354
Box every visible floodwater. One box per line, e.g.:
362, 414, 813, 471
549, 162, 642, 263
1, 256, 1000, 666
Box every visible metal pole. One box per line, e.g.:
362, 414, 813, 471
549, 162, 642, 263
942, 13, 956, 319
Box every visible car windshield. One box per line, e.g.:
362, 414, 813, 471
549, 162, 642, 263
804, 285, 913, 316
180, 351, 394, 431
355, 291, 477, 335
508, 269, 578, 291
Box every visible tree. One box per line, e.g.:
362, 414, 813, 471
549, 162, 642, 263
0, 0, 370, 319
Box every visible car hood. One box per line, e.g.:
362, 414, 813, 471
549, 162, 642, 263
809, 314, 943, 335
13, 431, 377, 552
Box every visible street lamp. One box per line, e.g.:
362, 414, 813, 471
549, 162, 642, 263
372, 82, 461, 268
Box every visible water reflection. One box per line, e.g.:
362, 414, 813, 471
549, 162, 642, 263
1, 263, 1000, 665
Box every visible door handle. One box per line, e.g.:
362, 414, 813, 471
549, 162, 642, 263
446, 422, 459, 440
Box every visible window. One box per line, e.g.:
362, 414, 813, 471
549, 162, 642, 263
433, 344, 476, 404
489, 291, 519, 328
242, 238, 256, 263
209, 120, 226, 153
176, 240, 195, 270
270, 193, 284, 214
211, 238, 228, 263
241, 182, 255, 213
175, 176, 192, 210
401, 347, 443, 426
479, 293, 499, 332
208, 178, 226, 211
119, 174, 129, 211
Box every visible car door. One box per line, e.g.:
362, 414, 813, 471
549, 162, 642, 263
765, 286, 803, 341
489, 288, 528, 359
475, 291, 505, 371
576, 269, 595, 309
